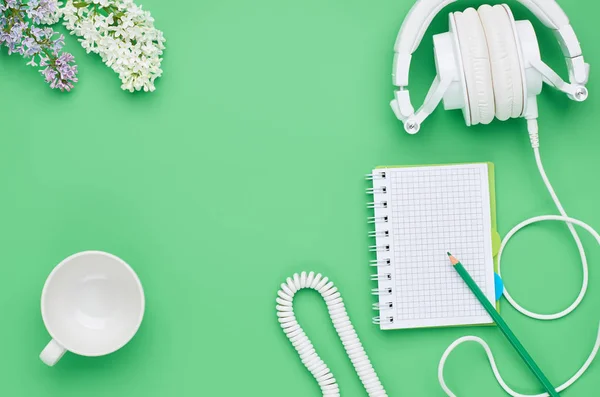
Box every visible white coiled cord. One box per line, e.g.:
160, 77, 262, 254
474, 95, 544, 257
439, 120, 600, 396
276, 271, 388, 397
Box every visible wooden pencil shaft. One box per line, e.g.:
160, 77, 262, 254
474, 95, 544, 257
454, 262, 560, 397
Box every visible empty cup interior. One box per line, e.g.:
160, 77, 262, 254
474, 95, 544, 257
42, 252, 144, 356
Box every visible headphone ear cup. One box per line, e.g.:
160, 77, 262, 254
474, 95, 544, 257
453, 8, 495, 126
479, 4, 524, 121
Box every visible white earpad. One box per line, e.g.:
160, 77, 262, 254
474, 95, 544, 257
479, 4, 524, 120
453, 8, 494, 126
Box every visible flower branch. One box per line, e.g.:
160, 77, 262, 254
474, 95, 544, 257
0, 0, 78, 91
62, 0, 165, 92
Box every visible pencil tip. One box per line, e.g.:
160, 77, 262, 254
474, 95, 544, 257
447, 253, 459, 265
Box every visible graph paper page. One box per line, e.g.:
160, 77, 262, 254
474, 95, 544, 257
376, 164, 495, 330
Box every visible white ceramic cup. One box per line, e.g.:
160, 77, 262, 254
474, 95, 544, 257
40, 251, 145, 366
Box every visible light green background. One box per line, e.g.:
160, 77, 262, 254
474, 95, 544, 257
0, 0, 599, 396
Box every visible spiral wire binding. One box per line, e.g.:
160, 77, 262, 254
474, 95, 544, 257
368, 170, 395, 327
368, 231, 390, 238
367, 216, 388, 224
369, 259, 391, 267
367, 187, 387, 194
370, 273, 392, 281
276, 272, 388, 397
367, 202, 388, 209
365, 171, 387, 181
373, 302, 394, 310
371, 287, 393, 296
369, 244, 390, 253
373, 316, 394, 325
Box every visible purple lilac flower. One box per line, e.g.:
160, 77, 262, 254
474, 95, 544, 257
0, 0, 78, 91
51, 52, 78, 91
26, 0, 58, 24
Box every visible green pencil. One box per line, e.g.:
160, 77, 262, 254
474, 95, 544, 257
447, 252, 559, 397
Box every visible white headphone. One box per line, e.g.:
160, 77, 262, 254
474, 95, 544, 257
391, 0, 590, 134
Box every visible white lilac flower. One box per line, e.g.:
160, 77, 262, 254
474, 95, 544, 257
61, 0, 166, 92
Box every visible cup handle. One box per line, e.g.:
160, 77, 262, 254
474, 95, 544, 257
40, 339, 66, 366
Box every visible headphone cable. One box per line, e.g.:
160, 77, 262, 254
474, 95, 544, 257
439, 119, 600, 396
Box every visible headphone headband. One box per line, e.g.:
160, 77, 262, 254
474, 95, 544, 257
393, 0, 586, 89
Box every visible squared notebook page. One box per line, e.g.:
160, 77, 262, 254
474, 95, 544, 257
372, 164, 495, 330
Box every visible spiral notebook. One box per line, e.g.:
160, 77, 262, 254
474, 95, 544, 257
367, 163, 500, 330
